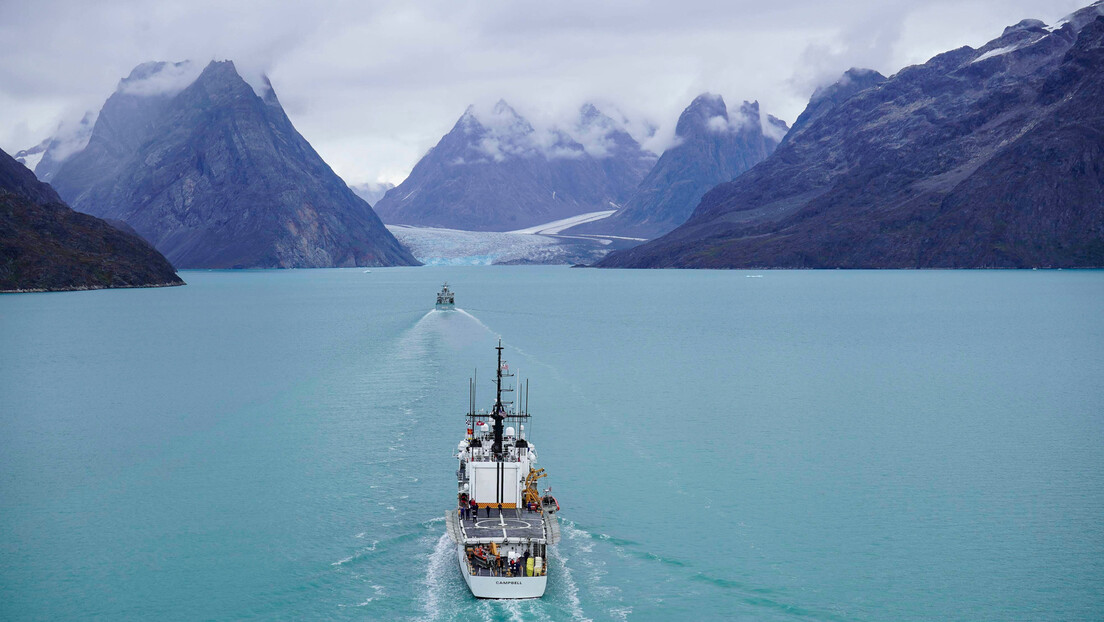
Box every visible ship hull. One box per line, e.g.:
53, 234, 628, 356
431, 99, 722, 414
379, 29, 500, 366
436, 303, 454, 311
456, 544, 547, 599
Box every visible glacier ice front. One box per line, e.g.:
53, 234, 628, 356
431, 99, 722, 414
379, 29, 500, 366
386, 224, 623, 266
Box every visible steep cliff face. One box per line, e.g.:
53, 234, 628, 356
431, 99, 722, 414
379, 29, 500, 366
372, 101, 654, 231
50, 61, 418, 269
573, 94, 787, 239
49, 62, 192, 193
575, 103, 658, 206
782, 68, 886, 143
0, 149, 183, 292
600, 4, 1104, 268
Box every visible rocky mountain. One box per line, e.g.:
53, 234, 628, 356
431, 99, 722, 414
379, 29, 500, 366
49, 60, 418, 269
372, 101, 655, 231
350, 181, 395, 205
0, 148, 183, 292
49, 62, 192, 197
571, 94, 788, 239
13, 138, 49, 173
18, 111, 98, 183
782, 68, 886, 143
574, 103, 658, 204
599, 3, 1104, 268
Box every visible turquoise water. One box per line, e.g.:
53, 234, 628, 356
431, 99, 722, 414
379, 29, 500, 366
1, 268, 1102, 621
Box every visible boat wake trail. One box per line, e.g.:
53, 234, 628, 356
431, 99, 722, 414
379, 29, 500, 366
418, 533, 458, 622
559, 520, 850, 622
455, 309, 499, 337
417, 530, 553, 622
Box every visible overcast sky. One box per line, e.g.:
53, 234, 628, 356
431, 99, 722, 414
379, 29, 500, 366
0, 0, 1087, 186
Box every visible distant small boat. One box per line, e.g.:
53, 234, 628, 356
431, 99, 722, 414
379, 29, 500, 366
436, 282, 456, 310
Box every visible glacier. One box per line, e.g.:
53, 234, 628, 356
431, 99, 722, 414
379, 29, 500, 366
386, 222, 637, 266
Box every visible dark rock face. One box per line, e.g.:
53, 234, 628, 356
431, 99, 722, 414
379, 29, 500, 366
49, 62, 189, 192
599, 5, 1104, 268
0, 148, 183, 292
572, 94, 787, 239
50, 61, 418, 269
782, 68, 886, 144
575, 103, 658, 206
372, 101, 655, 231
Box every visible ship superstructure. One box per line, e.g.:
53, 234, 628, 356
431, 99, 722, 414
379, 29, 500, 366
436, 283, 455, 310
444, 341, 560, 599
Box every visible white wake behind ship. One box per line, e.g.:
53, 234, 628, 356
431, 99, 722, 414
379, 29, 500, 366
444, 341, 561, 599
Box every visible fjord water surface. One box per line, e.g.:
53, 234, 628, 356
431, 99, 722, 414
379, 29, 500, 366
1, 268, 1102, 621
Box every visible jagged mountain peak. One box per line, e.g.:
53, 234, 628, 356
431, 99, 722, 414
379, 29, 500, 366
190, 60, 254, 95
785, 67, 887, 143
677, 92, 728, 135
598, 5, 1104, 269
687, 91, 726, 109
1002, 19, 1047, 37
48, 59, 417, 269
456, 99, 535, 141
1060, 0, 1104, 31
731, 101, 765, 132
568, 92, 785, 239
373, 100, 654, 231
576, 102, 637, 133
810, 67, 887, 103
678, 96, 770, 137
578, 102, 604, 121
577, 102, 621, 131
492, 99, 520, 116
570, 103, 652, 159
115, 60, 202, 98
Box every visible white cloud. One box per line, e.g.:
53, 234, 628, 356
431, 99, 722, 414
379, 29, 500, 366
761, 116, 789, 143
705, 109, 754, 134
45, 110, 97, 164
117, 61, 202, 97
0, 0, 1087, 186
705, 115, 729, 133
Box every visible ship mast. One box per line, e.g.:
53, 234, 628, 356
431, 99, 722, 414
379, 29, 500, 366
492, 340, 506, 455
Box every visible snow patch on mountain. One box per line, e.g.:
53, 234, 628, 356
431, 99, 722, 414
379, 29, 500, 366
510, 210, 615, 234
18, 150, 45, 172
14, 139, 48, 172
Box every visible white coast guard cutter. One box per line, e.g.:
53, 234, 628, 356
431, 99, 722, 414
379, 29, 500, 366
444, 341, 561, 599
